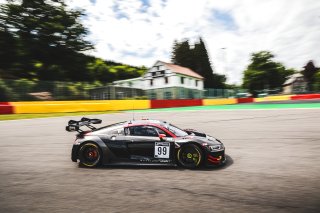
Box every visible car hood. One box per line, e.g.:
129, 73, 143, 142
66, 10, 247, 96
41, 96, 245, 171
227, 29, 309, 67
174, 134, 222, 145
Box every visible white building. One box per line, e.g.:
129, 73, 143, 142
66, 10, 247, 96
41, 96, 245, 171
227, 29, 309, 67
282, 73, 307, 94
113, 61, 204, 99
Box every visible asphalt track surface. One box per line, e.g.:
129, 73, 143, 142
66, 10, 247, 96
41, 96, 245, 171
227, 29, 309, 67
1, 108, 320, 213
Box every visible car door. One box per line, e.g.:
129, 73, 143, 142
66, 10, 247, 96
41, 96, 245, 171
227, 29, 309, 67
126, 125, 173, 162
126, 125, 159, 160
100, 125, 131, 160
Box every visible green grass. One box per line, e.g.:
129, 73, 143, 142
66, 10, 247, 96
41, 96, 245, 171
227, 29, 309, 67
0, 111, 118, 121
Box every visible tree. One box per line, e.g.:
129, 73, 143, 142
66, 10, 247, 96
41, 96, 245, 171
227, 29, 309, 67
242, 51, 293, 95
302, 61, 319, 91
171, 40, 194, 70
314, 72, 320, 91
193, 38, 224, 88
0, 0, 93, 80
0, 30, 17, 75
171, 37, 226, 88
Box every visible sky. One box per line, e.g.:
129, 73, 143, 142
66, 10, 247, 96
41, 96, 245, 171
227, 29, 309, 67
2, 0, 320, 84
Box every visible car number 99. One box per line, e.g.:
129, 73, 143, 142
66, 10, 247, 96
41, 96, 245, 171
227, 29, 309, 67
154, 142, 170, 159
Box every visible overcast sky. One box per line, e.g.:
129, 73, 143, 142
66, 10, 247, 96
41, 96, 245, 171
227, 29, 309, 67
2, 0, 320, 84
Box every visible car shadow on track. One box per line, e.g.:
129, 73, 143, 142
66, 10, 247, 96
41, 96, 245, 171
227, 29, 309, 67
79, 155, 233, 171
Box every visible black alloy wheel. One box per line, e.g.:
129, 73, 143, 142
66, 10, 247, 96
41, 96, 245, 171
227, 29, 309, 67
79, 143, 101, 167
177, 144, 203, 169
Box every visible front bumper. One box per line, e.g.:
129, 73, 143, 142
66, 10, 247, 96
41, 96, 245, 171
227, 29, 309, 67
206, 150, 226, 166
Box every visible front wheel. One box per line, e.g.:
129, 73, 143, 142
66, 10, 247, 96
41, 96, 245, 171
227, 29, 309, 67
177, 144, 203, 169
79, 143, 101, 167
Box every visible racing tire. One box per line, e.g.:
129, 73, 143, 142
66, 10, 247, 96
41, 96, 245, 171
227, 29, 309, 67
177, 144, 203, 169
79, 143, 101, 168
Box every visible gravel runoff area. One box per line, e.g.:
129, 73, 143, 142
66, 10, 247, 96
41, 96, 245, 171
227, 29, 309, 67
0, 108, 319, 213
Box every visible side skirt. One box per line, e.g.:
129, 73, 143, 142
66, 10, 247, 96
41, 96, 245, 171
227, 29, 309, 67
101, 162, 178, 167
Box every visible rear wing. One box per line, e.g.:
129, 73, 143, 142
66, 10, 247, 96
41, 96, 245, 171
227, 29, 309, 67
66, 117, 102, 133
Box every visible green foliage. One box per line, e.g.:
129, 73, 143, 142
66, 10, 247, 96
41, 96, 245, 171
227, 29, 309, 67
86, 59, 146, 83
171, 40, 194, 70
87, 59, 113, 82
13, 78, 36, 92
0, 0, 92, 80
242, 51, 293, 95
0, 79, 16, 101
0, 0, 147, 84
171, 38, 226, 88
314, 72, 320, 91
302, 61, 319, 91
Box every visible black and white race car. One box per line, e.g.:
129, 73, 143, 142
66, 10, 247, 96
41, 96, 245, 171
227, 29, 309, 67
66, 118, 226, 169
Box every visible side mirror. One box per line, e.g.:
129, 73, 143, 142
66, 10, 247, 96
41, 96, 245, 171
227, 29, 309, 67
159, 134, 166, 141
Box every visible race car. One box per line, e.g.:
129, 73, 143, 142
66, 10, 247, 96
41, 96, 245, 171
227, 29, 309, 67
66, 117, 226, 169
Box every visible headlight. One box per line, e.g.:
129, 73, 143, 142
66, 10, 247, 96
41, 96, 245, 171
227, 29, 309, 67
208, 144, 224, 152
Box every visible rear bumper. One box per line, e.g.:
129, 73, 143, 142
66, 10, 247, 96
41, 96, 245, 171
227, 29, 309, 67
71, 144, 79, 162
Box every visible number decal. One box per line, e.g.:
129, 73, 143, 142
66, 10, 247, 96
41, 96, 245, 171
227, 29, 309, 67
163, 147, 167, 155
158, 147, 162, 155
154, 142, 170, 159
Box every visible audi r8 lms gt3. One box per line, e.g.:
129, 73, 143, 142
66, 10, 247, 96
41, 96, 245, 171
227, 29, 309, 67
66, 117, 226, 169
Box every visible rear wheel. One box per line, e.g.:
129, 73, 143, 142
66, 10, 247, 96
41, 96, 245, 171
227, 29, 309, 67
177, 144, 203, 169
79, 143, 101, 167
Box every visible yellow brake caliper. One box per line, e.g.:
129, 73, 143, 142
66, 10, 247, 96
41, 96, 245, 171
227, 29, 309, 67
193, 153, 198, 163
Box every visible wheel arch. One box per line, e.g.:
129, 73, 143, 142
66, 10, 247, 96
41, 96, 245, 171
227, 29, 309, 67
185, 141, 207, 160
176, 141, 206, 168
77, 138, 112, 164
178, 141, 206, 154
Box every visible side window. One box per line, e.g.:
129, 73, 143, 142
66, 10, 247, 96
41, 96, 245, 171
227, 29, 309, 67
144, 128, 158, 137
154, 127, 171, 137
129, 126, 159, 137
110, 127, 124, 135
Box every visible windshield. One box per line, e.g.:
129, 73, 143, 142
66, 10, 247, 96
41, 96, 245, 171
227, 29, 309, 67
166, 124, 188, 137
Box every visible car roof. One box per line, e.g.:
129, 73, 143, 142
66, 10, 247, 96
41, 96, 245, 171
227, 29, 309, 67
126, 119, 168, 126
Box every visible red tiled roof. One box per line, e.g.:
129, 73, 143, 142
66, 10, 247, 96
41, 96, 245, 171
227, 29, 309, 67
162, 62, 204, 79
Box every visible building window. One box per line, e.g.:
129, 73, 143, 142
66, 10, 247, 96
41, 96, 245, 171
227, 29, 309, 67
165, 77, 169, 84
179, 89, 185, 99
116, 92, 124, 99
154, 65, 161, 71
195, 80, 198, 87
164, 91, 172, 99
150, 79, 153, 86
128, 82, 133, 87
150, 92, 157, 99
181, 77, 184, 84
92, 94, 98, 100
103, 92, 110, 100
